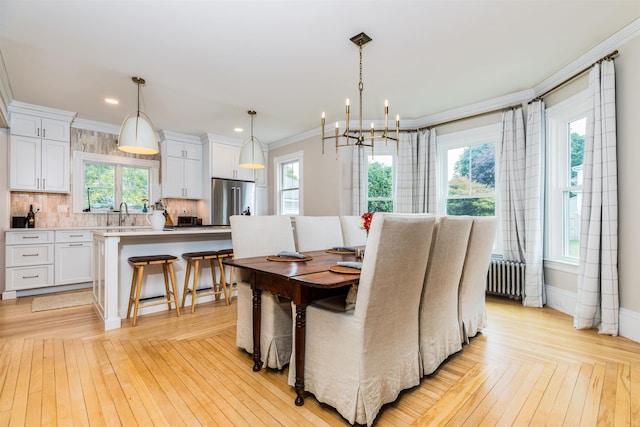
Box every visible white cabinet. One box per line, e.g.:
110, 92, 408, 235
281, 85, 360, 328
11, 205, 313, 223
161, 139, 203, 199
55, 231, 93, 285
211, 143, 255, 181
9, 135, 70, 192
10, 112, 70, 142
3, 229, 93, 299
4, 230, 55, 296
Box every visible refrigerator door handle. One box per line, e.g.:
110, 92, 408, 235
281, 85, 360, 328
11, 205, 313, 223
237, 187, 242, 215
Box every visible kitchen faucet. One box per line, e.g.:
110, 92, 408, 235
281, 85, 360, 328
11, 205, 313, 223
118, 202, 129, 226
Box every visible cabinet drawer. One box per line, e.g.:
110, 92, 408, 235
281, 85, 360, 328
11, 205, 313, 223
5, 244, 54, 267
6, 230, 54, 245
6, 265, 54, 290
55, 230, 92, 243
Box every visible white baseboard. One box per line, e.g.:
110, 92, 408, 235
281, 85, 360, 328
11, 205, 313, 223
545, 284, 640, 343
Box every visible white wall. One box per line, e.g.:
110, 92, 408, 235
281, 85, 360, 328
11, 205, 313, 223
0, 128, 8, 293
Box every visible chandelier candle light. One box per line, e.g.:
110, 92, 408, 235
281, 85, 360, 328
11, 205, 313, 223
321, 32, 400, 157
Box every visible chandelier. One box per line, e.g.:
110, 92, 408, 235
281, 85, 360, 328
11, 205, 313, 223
321, 32, 399, 157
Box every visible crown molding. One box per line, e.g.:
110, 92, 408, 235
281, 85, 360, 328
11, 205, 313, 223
8, 100, 76, 123
71, 117, 120, 134
158, 129, 202, 144
534, 17, 640, 96
200, 132, 244, 148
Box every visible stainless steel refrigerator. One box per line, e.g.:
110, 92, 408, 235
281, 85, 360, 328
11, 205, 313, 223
211, 177, 256, 226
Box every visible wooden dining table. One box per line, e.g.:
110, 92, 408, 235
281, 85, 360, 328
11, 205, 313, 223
224, 249, 361, 406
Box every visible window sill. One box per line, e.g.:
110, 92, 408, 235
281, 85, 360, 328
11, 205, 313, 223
543, 259, 579, 275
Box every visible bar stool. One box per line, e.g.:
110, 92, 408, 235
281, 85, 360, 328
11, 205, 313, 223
181, 249, 234, 313
126, 254, 181, 326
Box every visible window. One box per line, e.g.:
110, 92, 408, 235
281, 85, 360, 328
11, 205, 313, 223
72, 152, 159, 213
437, 124, 500, 217
367, 154, 394, 212
274, 151, 303, 215
547, 91, 587, 264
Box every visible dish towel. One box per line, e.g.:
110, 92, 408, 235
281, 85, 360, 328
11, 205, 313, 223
276, 251, 308, 259
337, 261, 362, 269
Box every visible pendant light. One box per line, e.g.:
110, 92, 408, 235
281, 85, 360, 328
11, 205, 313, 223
117, 76, 159, 155
239, 110, 265, 169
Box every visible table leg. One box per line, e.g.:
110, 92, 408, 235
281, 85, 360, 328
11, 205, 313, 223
294, 303, 307, 406
252, 287, 263, 371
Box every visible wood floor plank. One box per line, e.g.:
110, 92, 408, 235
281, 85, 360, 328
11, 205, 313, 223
528, 362, 570, 425
40, 339, 57, 426
70, 339, 106, 427
63, 339, 91, 426
597, 362, 620, 426
492, 362, 546, 427
614, 363, 631, 426
80, 340, 122, 426
8, 338, 33, 426
563, 362, 594, 425
53, 338, 73, 426
0, 339, 22, 413
25, 339, 43, 427
579, 362, 606, 427
631, 363, 640, 427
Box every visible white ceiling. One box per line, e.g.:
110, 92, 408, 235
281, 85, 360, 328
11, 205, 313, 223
1, 1, 638, 144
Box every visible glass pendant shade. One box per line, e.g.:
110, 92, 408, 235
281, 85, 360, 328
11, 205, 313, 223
117, 110, 158, 154
239, 137, 265, 169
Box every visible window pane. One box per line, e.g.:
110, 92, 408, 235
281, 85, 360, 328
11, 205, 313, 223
569, 117, 585, 187
122, 166, 149, 211
85, 163, 114, 210
368, 200, 393, 213
368, 156, 393, 198
446, 197, 495, 216
281, 189, 299, 215
564, 190, 581, 258
282, 161, 299, 190
448, 143, 495, 196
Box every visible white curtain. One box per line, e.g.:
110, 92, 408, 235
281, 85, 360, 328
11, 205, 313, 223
574, 59, 618, 335
523, 101, 546, 307
351, 146, 367, 215
396, 129, 436, 213
499, 108, 526, 263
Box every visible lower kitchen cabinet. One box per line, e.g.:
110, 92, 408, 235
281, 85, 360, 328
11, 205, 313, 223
3, 229, 93, 299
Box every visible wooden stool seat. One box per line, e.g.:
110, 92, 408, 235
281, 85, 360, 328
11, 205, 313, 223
181, 249, 234, 313
126, 254, 181, 326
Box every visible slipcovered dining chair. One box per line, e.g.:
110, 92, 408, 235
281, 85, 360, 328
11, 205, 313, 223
339, 215, 368, 247
289, 213, 436, 426
419, 216, 473, 376
458, 216, 497, 343
230, 215, 295, 370
294, 216, 344, 252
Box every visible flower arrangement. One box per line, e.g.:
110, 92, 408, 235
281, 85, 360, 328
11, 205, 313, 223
360, 212, 373, 234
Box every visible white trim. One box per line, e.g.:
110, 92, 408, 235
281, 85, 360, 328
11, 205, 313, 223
543, 259, 579, 275
545, 284, 640, 343
8, 101, 76, 122
200, 132, 243, 148
544, 284, 577, 316
273, 150, 303, 216
158, 130, 202, 144
71, 117, 121, 135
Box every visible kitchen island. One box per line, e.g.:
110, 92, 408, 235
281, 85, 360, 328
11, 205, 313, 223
92, 227, 233, 330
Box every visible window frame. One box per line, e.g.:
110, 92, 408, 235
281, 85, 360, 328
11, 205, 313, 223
436, 123, 502, 253
273, 150, 303, 216
72, 151, 160, 214
545, 90, 588, 268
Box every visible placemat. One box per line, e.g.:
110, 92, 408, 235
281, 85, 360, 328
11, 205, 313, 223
329, 265, 361, 274
266, 255, 313, 262
325, 248, 355, 254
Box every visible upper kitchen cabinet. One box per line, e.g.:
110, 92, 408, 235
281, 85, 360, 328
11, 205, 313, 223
159, 131, 203, 199
7, 102, 75, 193
210, 142, 261, 182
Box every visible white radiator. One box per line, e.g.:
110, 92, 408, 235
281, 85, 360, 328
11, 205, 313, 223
486, 258, 525, 300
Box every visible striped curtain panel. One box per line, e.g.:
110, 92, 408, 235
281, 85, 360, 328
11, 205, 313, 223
574, 59, 619, 335
523, 100, 545, 307
499, 107, 526, 263
396, 129, 436, 213
351, 146, 367, 215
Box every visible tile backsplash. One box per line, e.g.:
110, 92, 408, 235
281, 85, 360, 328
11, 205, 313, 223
9, 128, 200, 228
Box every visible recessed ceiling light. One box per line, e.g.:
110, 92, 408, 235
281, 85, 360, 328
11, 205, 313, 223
234, 127, 243, 132
105, 98, 119, 105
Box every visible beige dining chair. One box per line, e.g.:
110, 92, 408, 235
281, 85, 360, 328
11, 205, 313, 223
289, 213, 436, 426
339, 215, 368, 247
458, 216, 497, 343
294, 216, 344, 252
230, 215, 295, 370
419, 215, 473, 376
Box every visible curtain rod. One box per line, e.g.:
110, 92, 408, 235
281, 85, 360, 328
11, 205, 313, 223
415, 103, 523, 132
530, 50, 618, 102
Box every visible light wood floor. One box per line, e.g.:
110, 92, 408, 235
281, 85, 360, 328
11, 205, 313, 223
0, 293, 639, 426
